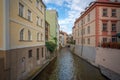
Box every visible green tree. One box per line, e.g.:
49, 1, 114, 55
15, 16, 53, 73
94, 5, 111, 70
45, 41, 57, 53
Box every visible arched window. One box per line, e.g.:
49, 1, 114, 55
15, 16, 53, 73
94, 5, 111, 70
41, 33, 43, 41
37, 33, 40, 41
20, 29, 24, 40
28, 30, 32, 40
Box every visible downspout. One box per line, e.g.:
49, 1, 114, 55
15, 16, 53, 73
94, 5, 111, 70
81, 19, 83, 57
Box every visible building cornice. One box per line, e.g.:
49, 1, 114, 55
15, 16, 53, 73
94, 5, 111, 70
10, 44, 45, 50
10, 18, 43, 32
75, 1, 120, 23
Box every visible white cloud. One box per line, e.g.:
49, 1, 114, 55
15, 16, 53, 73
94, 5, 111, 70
43, 0, 95, 34
43, 0, 64, 6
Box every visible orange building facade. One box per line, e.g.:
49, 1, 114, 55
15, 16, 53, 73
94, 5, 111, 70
73, 0, 120, 47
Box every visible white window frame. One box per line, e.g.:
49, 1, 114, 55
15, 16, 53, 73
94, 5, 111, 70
28, 9, 32, 21
20, 29, 24, 40
19, 3, 24, 17
28, 30, 32, 41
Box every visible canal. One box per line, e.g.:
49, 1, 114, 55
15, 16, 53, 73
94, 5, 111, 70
33, 47, 108, 80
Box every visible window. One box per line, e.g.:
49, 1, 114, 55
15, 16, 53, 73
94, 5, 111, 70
28, 30, 32, 41
112, 23, 116, 31
37, 16, 40, 26
37, 33, 40, 41
42, 48, 44, 58
78, 22, 80, 27
103, 38, 107, 43
81, 30, 83, 35
41, 19, 43, 26
83, 28, 85, 35
36, 0, 39, 8
78, 30, 79, 36
81, 20, 83, 26
88, 14, 90, 22
88, 38, 90, 44
41, 33, 43, 41
29, 0, 32, 2
21, 57, 25, 72
40, 5, 43, 11
36, 48, 39, 60
28, 50, 32, 58
83, 18, 85, 24
20, 29, 24, 40
111, 9, 116, 17
88, 26, 90, 34
112, 37, 117, 42
28, 10, 31, 21
103, 23, 107, 31
103, 9, 107, 17
19, 3, 24, 17
83, 29, 84, 35
79, 30, 81, 36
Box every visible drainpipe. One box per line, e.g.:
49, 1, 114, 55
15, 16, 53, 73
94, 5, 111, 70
81, 19, 83, 57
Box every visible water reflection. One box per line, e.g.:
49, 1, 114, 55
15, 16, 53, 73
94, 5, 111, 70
33, 48, 108, 80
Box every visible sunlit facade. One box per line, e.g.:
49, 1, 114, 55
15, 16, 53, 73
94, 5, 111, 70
73, 0, 120, 47
46, 10, 60, 49
59, 31, 68, 47
0, 0, 46, 80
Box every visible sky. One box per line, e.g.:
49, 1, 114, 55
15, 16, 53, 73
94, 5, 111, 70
43, 0, 95, 34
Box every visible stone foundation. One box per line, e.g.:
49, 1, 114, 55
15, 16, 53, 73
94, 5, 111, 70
0, 45, 47, 80
100, 66, 120, 80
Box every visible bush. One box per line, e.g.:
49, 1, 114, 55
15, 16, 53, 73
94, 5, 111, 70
118, 43, 120, 49
101, 43, 109, 48
110, 42, 117, 48
101, 42, 120, 49
45, 41, 57, 53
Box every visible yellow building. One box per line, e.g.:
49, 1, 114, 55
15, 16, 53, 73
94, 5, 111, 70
0, 0, 46, 80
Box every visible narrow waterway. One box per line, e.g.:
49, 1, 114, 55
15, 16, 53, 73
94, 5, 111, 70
33, 47, 108, 80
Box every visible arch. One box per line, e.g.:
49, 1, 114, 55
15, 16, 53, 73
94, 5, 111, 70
20, 28, 24, 40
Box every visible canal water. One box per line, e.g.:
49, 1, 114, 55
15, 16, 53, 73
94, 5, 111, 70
33, 47, 108, 80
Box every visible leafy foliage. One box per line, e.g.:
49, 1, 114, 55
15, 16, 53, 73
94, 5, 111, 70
53, 37, 57, 43
45, 41, 57, 53
101, 42, 120, 49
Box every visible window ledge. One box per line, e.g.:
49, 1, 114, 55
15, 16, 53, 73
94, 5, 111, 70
29, 0, 32, 3
37, 24, 42, 27
36, 7, 43, 14
102, 16, 108, 17
19, 40, 32, 42
111, 31, 116, 32
18, 15, 33, 23
102, 30, 108, 32
41, 40, 44, 42
27, 40, 32, 42
28, 19, 33, 23
37, 40, 41, 42
111, 16, 117, 17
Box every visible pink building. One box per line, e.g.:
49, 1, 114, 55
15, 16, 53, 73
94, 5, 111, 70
72, 0, 120, 79
73, 0, 120, 47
